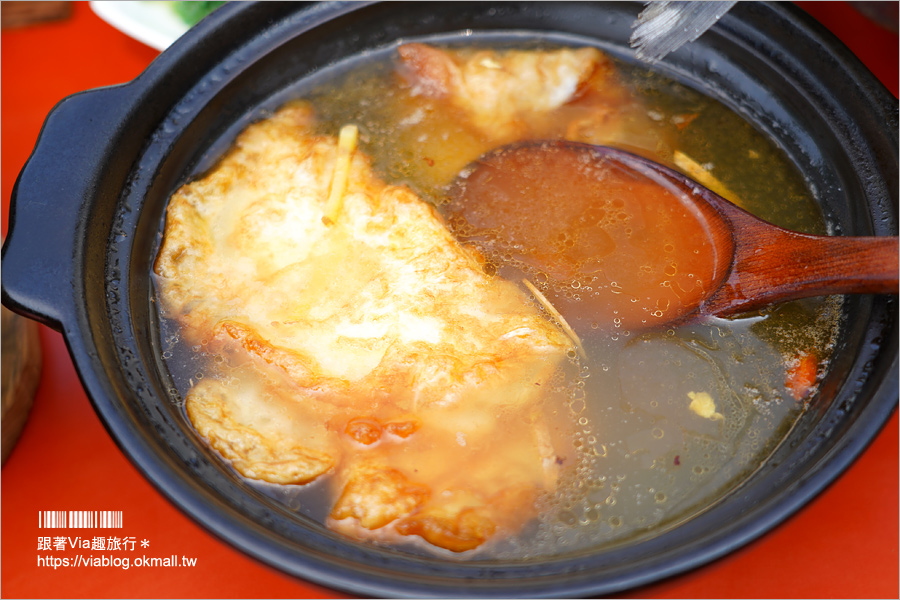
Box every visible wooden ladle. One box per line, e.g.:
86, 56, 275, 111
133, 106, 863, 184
445, 141, 898, 331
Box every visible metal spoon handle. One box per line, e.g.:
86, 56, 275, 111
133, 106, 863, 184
630, 1, 737, 62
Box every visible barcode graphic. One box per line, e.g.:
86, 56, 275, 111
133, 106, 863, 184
38, 511, 123, 529
39, 511, 67, 528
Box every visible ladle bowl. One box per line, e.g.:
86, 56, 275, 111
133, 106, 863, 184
447, 140, 899, 330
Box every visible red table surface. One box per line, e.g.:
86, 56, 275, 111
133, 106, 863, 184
1, 2, 897, 598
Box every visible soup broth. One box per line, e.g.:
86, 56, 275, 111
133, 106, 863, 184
154, 38, 842, 559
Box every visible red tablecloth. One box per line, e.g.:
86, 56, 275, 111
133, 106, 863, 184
2, 2, 897, 598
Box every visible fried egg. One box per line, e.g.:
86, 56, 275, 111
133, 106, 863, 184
154, 101, 575, 551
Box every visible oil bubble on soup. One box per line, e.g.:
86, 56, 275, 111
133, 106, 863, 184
153, 41, 842, 559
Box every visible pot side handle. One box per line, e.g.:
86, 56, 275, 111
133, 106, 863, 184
1, 85, 134, 332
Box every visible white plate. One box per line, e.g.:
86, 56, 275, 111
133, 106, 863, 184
90, 1, 190, 51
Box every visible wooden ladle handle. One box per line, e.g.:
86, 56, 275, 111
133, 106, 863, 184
701, 203, 899, 317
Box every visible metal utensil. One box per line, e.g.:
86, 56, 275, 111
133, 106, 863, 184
631, 1, 737, 62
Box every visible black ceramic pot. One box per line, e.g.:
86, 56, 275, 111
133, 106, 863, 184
2, 2, 897, 597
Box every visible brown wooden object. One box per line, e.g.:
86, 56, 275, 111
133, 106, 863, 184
2, 305, 42, 464
694, 191, 899, 317
449, 141, 899, 328
1, 1, 71, 29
